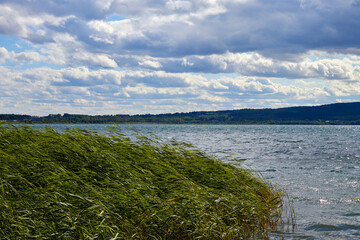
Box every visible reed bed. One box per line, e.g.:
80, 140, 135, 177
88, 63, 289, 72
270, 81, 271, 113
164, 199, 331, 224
0, 125, 285, 239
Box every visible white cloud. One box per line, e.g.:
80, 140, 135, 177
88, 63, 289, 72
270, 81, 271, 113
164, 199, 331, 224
13, 51, 43, 63
0, 47, 10, 63
73, 53, 118, 68
324, 80, 360, 96
138, 59, 163, 69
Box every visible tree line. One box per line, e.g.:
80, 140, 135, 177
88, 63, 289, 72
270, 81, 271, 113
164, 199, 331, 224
1, 102, 359, 124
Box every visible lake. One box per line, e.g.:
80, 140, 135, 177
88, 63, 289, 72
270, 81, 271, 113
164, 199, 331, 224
35, 124, 360, 239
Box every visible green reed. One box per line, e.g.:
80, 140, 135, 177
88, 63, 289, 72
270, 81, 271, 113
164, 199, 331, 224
0, 125, 288, 239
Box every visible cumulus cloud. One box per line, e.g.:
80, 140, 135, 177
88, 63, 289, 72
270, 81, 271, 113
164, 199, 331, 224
0, 48, 52, 64
117, 52, 360, 81
138, 59, 163, 69
13, 51, 44, 63
0, 47, 10, 63
1, 65, 358, 115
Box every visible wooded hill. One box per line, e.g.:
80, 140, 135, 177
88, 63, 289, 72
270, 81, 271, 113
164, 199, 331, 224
1, 102, 360, 124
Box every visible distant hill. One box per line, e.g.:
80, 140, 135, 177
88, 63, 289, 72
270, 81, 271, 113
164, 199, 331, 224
1, 102, 360, 124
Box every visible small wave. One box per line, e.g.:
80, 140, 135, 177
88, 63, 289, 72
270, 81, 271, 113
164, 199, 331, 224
306, 224, 341, 231
319, 199, 331, 205
264, 168, 277, 172
343, 212, 360, 217
307, 223, 360, 232
300, 186, 320, 192
318, 198, 359, 205
349, 166, 360, 169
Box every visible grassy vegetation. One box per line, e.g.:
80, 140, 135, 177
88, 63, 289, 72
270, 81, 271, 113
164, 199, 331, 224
0, 125, 286, 239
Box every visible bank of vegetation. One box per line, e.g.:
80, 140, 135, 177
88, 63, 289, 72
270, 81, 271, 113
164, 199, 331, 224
1, 125, 288, 239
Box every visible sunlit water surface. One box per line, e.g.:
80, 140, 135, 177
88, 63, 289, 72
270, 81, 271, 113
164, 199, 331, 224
35, 124, 360, 239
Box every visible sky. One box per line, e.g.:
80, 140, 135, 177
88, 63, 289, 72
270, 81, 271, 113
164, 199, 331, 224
0, 0, 360, 115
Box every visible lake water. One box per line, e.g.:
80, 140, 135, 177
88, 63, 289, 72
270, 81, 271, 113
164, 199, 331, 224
37, 124, 360, 239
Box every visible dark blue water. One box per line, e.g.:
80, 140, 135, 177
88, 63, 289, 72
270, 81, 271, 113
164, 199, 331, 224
37, 124, 360, 239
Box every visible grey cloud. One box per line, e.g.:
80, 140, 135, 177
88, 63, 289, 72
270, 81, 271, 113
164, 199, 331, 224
105, 0, 360, 57
2, 0, 360, 66
26, 31, 56, 44
0, 0, 111, 20
0, 7, 27, 36
120, 72, 192, 88
166, 1, 193, 11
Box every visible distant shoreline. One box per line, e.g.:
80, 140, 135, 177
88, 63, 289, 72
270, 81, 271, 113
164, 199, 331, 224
1, 102, 359, 125
2, 122, 359, 125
